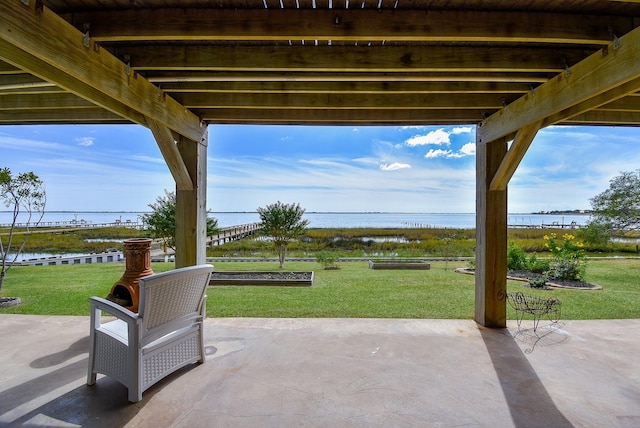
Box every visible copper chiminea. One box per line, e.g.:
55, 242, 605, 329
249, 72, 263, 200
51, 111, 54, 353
107, 238, 154, 313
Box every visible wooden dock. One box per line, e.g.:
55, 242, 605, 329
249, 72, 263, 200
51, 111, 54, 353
209, 222, 262, 246
18, 222, 262, 266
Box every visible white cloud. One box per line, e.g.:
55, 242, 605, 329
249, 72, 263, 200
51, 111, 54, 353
76, 137, 95, 147
425, 143, 475, 159
405, 128, 451, 146
425, 149, 454, 159
460, 142, 476, 156
380, 162, 411, 171
451, 126, 474, 135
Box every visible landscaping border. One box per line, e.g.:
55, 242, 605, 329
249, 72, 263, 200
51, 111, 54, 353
209, 271, 314, 286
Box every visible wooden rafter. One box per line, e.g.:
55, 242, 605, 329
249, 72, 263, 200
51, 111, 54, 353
478, 25, 640, 144
158, 81, 533, 94
175, 92, 519, 109
67, 9, 630, 45
123, 45, 586, 73
0, 108, 125, 124
0, 1, 204, 142
198, 108, 485, 124
146, 72, 553, 84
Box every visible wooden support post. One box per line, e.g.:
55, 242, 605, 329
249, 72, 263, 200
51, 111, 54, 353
475, 132, 508, 328
175, 128, 208, 268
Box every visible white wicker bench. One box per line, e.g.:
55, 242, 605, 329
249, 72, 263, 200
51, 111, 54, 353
87, 264, 213, 402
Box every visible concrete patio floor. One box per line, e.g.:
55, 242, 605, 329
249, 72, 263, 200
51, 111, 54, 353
1, 314, 639, 427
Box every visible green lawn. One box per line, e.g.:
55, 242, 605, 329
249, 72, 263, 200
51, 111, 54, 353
1, 258, 638, 319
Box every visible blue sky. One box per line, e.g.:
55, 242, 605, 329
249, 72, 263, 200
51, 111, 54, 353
1, 123, 638, 213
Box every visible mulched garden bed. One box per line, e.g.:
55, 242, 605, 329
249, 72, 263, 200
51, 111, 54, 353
455, 268, 602, 290
0, 297, 21, 308
209, 271, 314, 286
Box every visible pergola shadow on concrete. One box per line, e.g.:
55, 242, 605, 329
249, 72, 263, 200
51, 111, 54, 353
2, 0, 640, 327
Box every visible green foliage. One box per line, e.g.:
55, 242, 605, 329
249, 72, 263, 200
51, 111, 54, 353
527, 276, 548, 289
141, 190, 218, 251
141, 190, 176, 250
544, 233, 587, 281
528, 256, 550, 274
507, 242, 550, 273
577, 220, 612, 248
316, 251, 340, 269
507, 242, 529, 270
0, 168, 46, 293
256, 201, 310, 268
589, 169, 640, 232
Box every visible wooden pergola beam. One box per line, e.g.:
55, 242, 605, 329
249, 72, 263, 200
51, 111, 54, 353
478, 25, 640, 144
147, 119, 195, 191
147, 71, 553, 84
474, 21, 640, 329
0, 74, 53, 91
489, 121, 542, 191
123, 45, 586, 74
0, 108, 126, 123
67, 9, 631, 45
0, 92, 94, 110
159, 80, 533, 94
475, 136, 508, 328
0, 1, 204, 143
175, 92, 519, 110
565, 110, 640, 125
200, 108, 487, 125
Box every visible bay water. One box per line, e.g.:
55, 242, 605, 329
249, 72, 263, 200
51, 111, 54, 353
1, 211, 590, 229
2, 211, 590, 262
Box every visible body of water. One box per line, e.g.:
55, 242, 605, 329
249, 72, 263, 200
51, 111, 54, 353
1, 211, 591, 229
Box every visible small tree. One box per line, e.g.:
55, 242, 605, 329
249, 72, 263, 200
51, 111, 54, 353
588, 169, 640, 236
142, 190, 218, 252
0, 168, 46, 293
257, 201, 310, 268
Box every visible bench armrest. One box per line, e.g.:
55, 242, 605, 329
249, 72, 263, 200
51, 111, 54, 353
89, 296, 138, 322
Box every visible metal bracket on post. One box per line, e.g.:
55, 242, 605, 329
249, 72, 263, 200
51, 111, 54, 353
608, 27, 620, 50
82, 24, 90, 48
124, 55, 131, 76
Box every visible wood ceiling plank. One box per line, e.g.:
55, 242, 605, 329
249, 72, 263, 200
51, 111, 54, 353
0, 108, 126, 123
66, 9, 630, 45
174, 92, 519, 109
0, 74, 54, 91
146, 71, 553, 84
0, 61, 23, 74
598, 95, 640, 110
0, 0, 204, 142
158, 80, 532, 94
0, 92, 93, 110
199, 108, 486, 124
562, 110, 640, 125
124, 45, 586, 73
478, 25, 640, 144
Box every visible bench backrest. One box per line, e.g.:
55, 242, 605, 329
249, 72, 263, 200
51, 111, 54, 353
137, 264, 213, 342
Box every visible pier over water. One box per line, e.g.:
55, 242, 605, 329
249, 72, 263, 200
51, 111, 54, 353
8, 223, 262, 266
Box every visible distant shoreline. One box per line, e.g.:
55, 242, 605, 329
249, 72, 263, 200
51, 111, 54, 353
0, 210, 591, 215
